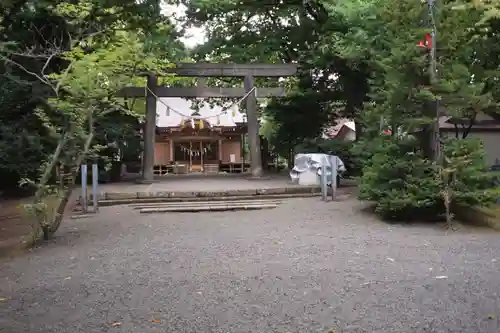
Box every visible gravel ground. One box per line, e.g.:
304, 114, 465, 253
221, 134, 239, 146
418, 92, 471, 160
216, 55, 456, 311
1, 198, 500, 333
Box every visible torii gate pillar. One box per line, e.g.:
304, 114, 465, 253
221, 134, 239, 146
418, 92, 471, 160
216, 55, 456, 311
142, 74, 158, 183
243, 75, 262, 177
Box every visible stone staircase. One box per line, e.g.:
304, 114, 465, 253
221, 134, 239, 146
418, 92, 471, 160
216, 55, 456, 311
130, 198, 282, 213
90, 186, 327, 207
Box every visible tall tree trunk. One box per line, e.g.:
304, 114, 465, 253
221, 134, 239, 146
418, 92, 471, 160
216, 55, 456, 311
34, 132, 68, 202
342, 66, 369, 141
462, 112, 477, 139
32, 132, 69, 241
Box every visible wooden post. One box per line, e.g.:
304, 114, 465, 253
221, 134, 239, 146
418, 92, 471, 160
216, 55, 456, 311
244, 75, 263, 177
200, 141, 204, 172
218, 139, 223, 161
189, 140, 192, 172
142, 74, 157, 183
240, 133, 245, 171
169, 139, 174, 163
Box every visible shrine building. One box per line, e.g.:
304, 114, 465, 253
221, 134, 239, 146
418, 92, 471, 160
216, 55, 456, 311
152, 97, 249, 175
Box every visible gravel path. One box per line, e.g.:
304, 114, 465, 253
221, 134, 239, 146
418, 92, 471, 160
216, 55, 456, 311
1, 198, 500, 333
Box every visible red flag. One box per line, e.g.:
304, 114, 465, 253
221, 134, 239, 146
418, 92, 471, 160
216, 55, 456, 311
416, 33, 432, 49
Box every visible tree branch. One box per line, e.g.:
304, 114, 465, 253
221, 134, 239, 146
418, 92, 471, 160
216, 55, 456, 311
2, 57, 48, 84
462, 109, 477, 139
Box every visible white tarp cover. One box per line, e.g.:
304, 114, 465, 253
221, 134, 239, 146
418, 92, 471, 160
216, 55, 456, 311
290, 153, 346, 185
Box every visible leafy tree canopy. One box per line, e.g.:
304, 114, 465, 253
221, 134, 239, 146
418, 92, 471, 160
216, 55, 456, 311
0, 0, 187, 194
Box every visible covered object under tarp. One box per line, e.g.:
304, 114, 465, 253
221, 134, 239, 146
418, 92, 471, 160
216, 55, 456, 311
289, 153, 346, 186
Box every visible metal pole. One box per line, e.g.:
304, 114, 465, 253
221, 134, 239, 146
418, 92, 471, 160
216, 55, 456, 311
331, 157, 338, 201
92, 164, 99, 213
81, 164, 88, 213
428, 0, 440, 162
321, 163, 327, 201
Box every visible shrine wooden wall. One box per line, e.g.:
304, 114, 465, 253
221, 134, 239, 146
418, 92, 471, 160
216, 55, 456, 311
221, 140, 242, 162
153, 138, 243, 165
154, 142, 171, 165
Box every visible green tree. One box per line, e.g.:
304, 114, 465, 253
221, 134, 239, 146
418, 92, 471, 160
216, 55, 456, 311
355, 0, 500, 222
180, 0, 369, 144
0, 0, 185, 195
0, 0, 185, 240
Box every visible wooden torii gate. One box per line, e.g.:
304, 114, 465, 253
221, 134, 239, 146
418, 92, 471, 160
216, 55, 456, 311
120, 63, 298, 182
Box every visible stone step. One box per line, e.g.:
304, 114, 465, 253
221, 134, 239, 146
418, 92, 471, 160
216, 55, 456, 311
139, 203, 278, 213
130, 199, 282, 209
87, 185, 323, 201
95, 192, 320, 207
